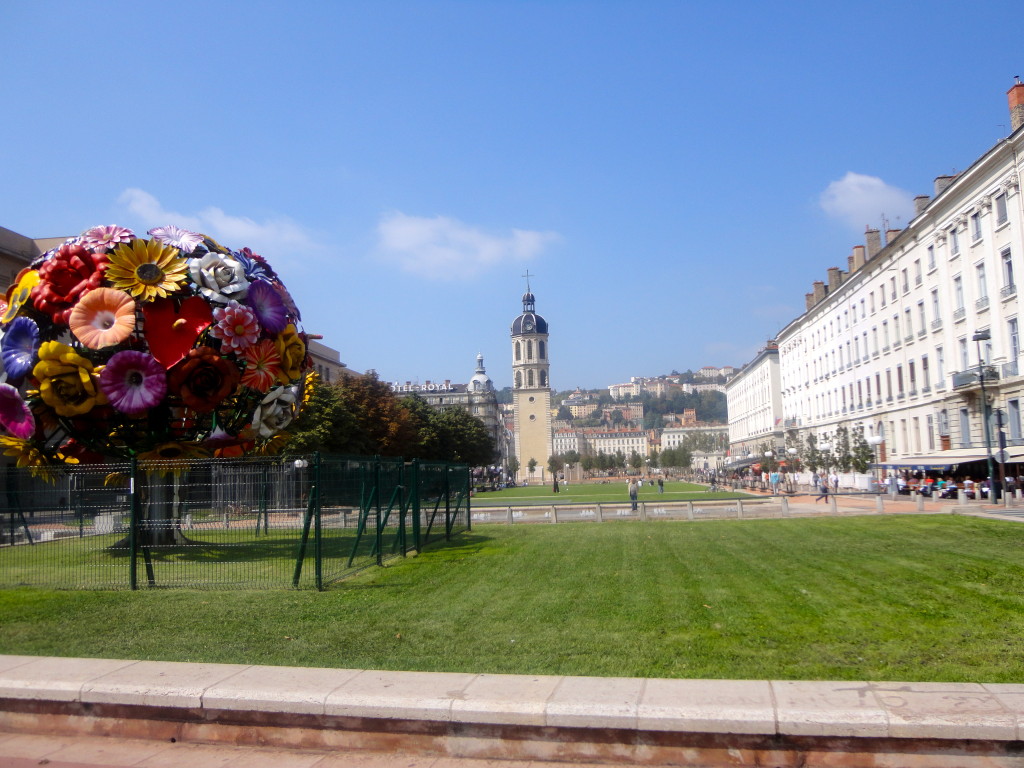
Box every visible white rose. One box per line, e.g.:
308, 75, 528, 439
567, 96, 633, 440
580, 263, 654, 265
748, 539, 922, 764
252, 386, 298, 438
189, 253, 248, 304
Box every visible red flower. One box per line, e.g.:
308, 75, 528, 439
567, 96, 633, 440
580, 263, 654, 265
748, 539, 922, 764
168, 347, 240, 413
32, 244, 109, 325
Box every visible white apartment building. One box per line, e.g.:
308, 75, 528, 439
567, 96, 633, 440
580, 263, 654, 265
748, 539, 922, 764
765, 82, 1024, 475
725, 343, 783, 461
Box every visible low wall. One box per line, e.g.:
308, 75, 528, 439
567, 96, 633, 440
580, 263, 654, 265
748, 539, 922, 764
3, 655, 1024, 766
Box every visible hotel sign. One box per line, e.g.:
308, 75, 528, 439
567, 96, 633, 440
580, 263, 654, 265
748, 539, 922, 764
390, 382, 457, 393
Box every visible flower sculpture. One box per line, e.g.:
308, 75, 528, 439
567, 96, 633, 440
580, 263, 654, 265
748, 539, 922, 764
0, 225, 312, 471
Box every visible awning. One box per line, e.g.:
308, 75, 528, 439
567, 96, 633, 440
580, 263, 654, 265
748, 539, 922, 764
873, 448, 993, 471
725, 457, 760, 469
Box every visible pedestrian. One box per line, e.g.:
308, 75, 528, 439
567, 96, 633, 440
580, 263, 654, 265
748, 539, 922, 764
628, 478, 639, 511
815, 481, 829, 503
769, 470, 780, 495
657, 477, 664, 494
552, 475, 560, 494
829, 471, 839, 493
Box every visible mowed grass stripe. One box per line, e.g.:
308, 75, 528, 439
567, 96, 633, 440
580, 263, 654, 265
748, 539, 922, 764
1, 515, 1024, 681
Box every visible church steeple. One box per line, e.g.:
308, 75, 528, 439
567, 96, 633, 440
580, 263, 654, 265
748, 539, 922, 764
510, 276, 552, 483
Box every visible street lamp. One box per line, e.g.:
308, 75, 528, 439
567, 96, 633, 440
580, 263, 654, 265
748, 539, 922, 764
973, 329, 997, 504
866, 434, 883, 492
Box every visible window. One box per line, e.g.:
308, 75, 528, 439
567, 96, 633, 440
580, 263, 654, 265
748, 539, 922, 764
882, 321, 890, 349
526, 340, 533, 359
971, 211, 982, 242
959, 338, 969, 370
896, 365, 904, 395
922, 355, 930, 389
1002, 248, 1015, 293
515, 341, 521, 361
1010, 399, 1022, 442
880, 286, 886, 308
959, 408, 971, 448
938, 408, 949, 436
931, 289, 941, 323
890, 277, 897, 301
927, 244, 936, 271
908, 361, 916, 393
951, 227, 960, 255
515, 370, 522, 388
954, 275, 964, 311
870, 292, 876, 314
527, 369, 534, 387
976, 262, 988, 299
917, 301, 926, 333
1010, 318, 1020, 360
914, 259, 922, 285
904, 308, 913, 338
539, 340, 546, 359
901, 268, 909, 293
539, 370, 547, 387
936, 347, 945, 384
996, 194, 1008, 226
886, 369, 893, 400
927, 414, 935, 451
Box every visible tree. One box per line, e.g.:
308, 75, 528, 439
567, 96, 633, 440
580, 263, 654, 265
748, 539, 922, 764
850, 426, 874, 473
629, 451, 643, 472
556, 405, 573, 421
284, 378, 362, 455
581, 454, 595, 475
428, 407, 496, 466
547, 454, 563, 477
834, 426, 853, 473
527, 457, 538, 480
507, 455, 520, 479
330, 372, 420, 457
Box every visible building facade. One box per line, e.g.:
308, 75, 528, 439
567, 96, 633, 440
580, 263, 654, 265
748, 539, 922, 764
511, 288, 552, 482
725, 342, 783, 461
731, 82, 1024, 477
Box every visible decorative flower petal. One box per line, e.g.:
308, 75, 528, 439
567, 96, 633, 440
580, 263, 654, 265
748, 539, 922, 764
32, 341, 106, 417
100, 350, 167, 416
252, 385, 297, 438
141, 296, 213, 369
245, 279, 287, 334
209, 302, 260, 353
240, 339, 282, 392
69, 288, 136, 349
188, 252, 249, 304
147, 225, 204, 254
167, 346, 241, 413
106, 239, 189, 302
32, 243, 110, 325
79, 225, 135, 252
0, 317, 40, 380
1, 269, 39, 325
0, 383, 35, 439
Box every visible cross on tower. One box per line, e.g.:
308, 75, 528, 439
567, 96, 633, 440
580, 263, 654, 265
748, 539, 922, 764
522, 269, 535, 291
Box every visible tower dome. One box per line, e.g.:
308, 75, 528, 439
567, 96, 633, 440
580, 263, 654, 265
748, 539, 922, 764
469, 353, 493, 392
511, 290, 548, 335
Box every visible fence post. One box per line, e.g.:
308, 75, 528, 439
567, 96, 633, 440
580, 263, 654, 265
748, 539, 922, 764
687, 501, 694, 520
829, 494, 838, 514
640, 502, 647, 521
780, 496, 790, 517
507, 506, 513, 525
597, 503, 603, 522
876, 495, 884, 514
129, 458, 139, 590
314, 452, 322, 591
411, 461, 421, 551
916, 493, 924, 512
375, 459, 385, 564
551, 505, 557, 523
465, 465, 472, 532
737, 500, 743, 518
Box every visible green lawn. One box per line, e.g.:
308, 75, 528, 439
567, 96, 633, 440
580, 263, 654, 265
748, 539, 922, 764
473, 479, 741, 505
2, 515, 1023, 682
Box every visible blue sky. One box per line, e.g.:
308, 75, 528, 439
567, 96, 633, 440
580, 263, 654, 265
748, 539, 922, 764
2, 1, 1021, 391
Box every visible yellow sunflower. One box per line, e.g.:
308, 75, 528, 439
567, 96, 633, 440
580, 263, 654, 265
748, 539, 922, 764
106, 239, 189, 302
0, 436, 59, 482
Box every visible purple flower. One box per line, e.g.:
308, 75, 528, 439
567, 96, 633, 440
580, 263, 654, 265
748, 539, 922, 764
274, 281, 301, 322
0, 317, 40, 381
0, 383, 35, 439
99, 350, 167, 416
147, 225, 204, 254
79, 225, 135, 252
245, 279, 288, 334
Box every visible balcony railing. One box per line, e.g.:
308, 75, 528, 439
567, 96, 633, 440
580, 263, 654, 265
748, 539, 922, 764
904, 334, 914, 344
951, 366, 1001, 388
976, 295, 990, 311
1003, 360, 1019, 378
931, 318, 943, 331
917, 328, 926, 338
1002, 283, 1017, 299
953, 307, 966, 322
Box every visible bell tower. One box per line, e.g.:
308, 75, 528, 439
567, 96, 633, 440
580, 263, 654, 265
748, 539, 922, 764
510, 273, 552, 483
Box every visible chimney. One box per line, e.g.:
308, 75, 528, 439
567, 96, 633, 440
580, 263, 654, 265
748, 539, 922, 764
1010, 78, 1024, 132
847, 254, 855, 272
934, 175, 957, 196
865, 228, 882, 259
885, 229, 902, 247
827, 266, 843, 291
913, 195, 931, 216
805, 292, 815, 311
812, 281, 826, 304
851, 245, 866, 271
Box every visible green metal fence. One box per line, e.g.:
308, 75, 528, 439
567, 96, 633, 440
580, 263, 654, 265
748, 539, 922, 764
0, 454, 470, 590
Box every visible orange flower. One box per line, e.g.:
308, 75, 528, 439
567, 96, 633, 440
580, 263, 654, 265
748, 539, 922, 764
68, 288, 136, 349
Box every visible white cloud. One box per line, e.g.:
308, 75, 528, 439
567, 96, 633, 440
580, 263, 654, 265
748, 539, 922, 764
118, 188, 322, 258
819, 172, 915, 231
376, 211, 560, 279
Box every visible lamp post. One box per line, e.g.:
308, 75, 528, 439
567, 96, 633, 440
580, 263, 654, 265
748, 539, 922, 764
786, 447, 798, 493
973, 329, 997, 505
867, 434, 883, 492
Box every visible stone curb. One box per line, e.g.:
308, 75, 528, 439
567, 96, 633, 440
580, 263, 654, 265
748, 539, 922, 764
1, 655, 1023, 743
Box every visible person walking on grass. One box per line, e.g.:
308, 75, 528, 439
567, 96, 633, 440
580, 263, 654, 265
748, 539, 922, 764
628, 478, 639, 511
815, 480, 829, 503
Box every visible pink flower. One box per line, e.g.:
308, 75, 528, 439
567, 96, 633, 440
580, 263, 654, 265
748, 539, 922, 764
0, 383, 35, 439
79, 225, 135, 252
240, 339, 282, 392
209, 302, 260, 353
147, 225, 204, 254
99, 351, 167, 417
